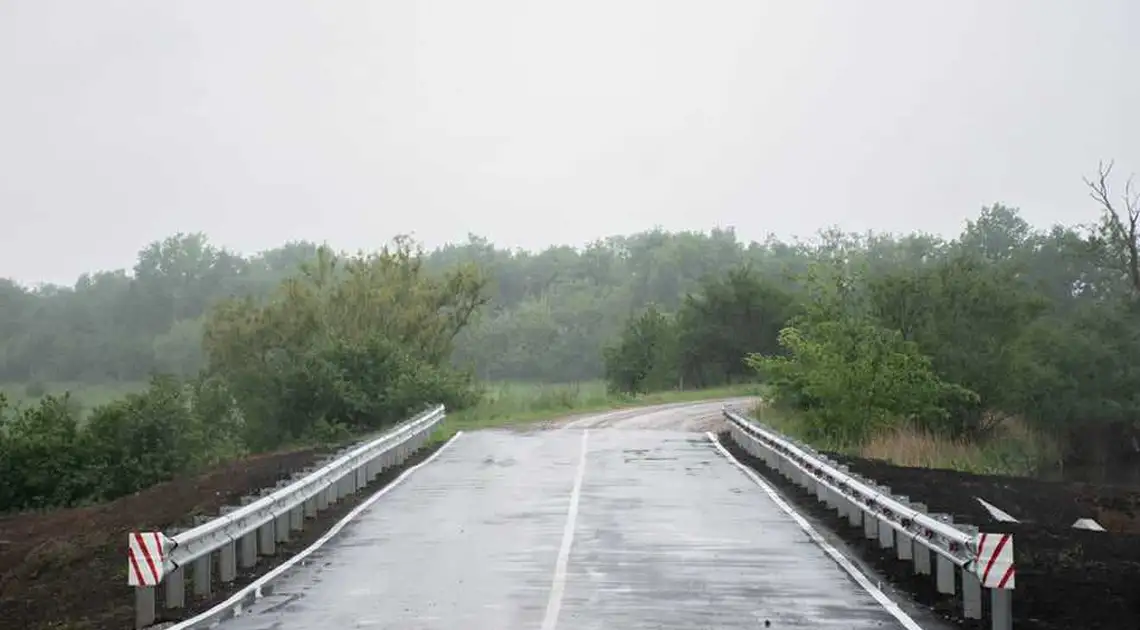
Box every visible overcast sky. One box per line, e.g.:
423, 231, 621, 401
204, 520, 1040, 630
2, 1, 1138, 285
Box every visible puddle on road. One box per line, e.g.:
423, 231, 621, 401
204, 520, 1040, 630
480, 456, 517, 468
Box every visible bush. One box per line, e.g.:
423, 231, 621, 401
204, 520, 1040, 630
203, 244, 486, 451
0, 393, 93, 511
82, 376, 219, 500
0, 376, 247, 513
749, 319, 977, 445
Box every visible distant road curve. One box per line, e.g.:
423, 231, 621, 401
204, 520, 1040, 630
534, 396, 758, 432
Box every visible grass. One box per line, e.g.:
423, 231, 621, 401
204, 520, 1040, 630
748, 401, 1062, 477
1, 377, 760, 440
445, 379, 761, 433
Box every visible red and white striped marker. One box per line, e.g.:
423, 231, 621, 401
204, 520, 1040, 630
975, 533, 1015, 589
127, 532, 174, 587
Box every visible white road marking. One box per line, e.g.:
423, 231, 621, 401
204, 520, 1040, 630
541, 429, 590, 630
976, 497, 1019, 523
708, 432, 928, 630
165, 431, 466, 630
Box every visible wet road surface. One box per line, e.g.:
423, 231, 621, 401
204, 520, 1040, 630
213, 408, 910, 630
551, 398, 756, 432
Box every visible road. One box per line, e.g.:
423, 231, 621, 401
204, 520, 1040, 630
210, 400, 919, 629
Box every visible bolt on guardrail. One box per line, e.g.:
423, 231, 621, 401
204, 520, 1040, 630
127, 405, 447, 629
722, 406, 1014, 630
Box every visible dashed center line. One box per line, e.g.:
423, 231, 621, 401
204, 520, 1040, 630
540, 429, 589, 630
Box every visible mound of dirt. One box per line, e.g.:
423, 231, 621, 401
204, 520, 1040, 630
0, 447, 325, 630
829, 454, 1140, 534
720, 432, 1140, 630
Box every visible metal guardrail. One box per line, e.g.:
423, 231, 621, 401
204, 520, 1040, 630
722, 406, 1014, 630
129, 404, 447, 629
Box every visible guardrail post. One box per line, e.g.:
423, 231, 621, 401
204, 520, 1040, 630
165, 566, 186, 608
290, 506, 304, 532
275, 512, 291, 543
878, 515, 895, 549
893, 496, 914, 561
240, 531, 258, 568
962, 568, 982, 619
863, 506, 878, 540
991, 589, 1013, 630
956, 524, 981, 619
873, 485, 895, 549
258, 522, 276, 555
219, 542, 237, 583
845, 493, 862, 527
193, 554, 211, 597
135, 587, 156, 629
911, 502, 931, 575
317, 486, 330, 510
304, 496, 318, 519
936, 556, 955, 594
154, 527, 187, 610
933, 513, 956, 595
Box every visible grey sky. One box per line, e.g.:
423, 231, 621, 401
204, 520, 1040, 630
1, 1, 1138, 285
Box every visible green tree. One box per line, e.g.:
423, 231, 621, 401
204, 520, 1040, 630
202, 240, 486, 449
603, 305, 678, 394
676, 266, 796, 387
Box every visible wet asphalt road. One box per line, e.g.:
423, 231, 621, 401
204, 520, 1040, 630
214, 402, 909, 629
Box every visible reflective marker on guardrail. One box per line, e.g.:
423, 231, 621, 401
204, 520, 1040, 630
976, 533, 1015, 589
128, 532, 175, 587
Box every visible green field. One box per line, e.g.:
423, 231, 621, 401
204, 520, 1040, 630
1, 379, 761, 438
446, 380, 762, 433
0, 381, 147, 413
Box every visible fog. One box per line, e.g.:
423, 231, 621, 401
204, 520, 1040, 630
1, 0, 1138, 284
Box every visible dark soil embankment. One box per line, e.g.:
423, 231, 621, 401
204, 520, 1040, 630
719, 431, 1140, 630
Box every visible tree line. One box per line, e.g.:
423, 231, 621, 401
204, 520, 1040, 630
2, 162, 1139, 509
602, 163, 1140, 473
0, 228, 759, 385
0, 240, 483, 512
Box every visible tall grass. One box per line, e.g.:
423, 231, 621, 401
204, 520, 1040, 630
860, 418, 1062, 476
750, 402, 1061, 477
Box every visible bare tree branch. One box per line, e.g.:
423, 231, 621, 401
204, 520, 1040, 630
1085, 160, 1140, 297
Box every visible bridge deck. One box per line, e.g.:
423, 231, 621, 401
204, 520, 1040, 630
214, 428, 905, 629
